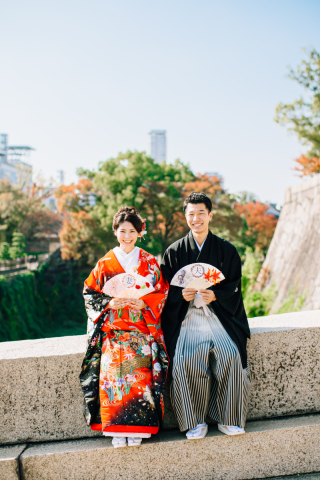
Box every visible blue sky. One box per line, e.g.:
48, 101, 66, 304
1, 0, 320, 204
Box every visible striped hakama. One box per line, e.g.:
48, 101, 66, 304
171, 305, 250, 431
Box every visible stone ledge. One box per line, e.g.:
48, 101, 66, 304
1, 310, 320, 445
19, 414, 320, 480
266, 475, 320, 480
0, 444, 27, 480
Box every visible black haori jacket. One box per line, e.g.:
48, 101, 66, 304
160, 230, 250, 371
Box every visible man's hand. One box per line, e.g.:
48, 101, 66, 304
108, 298, 131, 310
182, 288, 197, 302
198, 289, 216, 304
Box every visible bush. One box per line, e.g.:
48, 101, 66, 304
241, 247, 307, 317
0, 261, 88, 342
0, 243, 11, 260
244, 285, 276, 318
9, 232, 26, 259
241, 247, 262, 298
276, 286, 306, 314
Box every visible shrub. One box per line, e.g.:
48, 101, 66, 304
0, 243, 11, 260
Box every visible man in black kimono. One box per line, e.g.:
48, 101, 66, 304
160, 192, 251, 439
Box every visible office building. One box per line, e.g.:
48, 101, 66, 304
147, 130, 166, 163
0, 134, 33, 186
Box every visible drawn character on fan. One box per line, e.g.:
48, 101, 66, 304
177, 269, 186, 285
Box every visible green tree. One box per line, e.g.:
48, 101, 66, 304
79, 151, 194, 256
0, 180, 61, 244
9, 232, 26, 259
275, 48, 320, 158
0, 181, 29, 241
72, 153, 277, 261
0, 242, 11, 260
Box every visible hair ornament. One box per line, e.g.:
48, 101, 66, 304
140, 218, 147, 241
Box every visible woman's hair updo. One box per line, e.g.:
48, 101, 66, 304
112, 206, 143, 233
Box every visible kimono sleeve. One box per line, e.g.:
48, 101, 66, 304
160, 247, 185, 313
160, 247, 177, 283
141, 259, 169, 323
211, 247, 242, 316
83, 262, 112, 337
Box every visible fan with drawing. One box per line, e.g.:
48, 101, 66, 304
102, 273, 155, 299
170, 263, 225, 289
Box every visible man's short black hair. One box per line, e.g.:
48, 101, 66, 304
183, 192, 212, 213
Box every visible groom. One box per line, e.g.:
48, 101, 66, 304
160, 192, 251, 439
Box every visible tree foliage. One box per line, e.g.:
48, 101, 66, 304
0, 259, 87, 343
234, 201, 278, 254
0, 242, 10, 260
0, 180, 61, 244
79, 151, 195, 256
294, 154, 320, 176
55, 179, 109, 264
55, 179, 94, 213
9, 232, 27, 259
275, 48, 320, 173
55, 153, 279, 263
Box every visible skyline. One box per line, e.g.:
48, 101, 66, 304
1, 0, 320, 204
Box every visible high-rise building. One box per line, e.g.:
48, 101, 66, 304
0, 134, 33, 186
57, 170, 65, 186
0, 134, 8, 162
147, 130, 166, 163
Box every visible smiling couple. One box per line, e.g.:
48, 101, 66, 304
80, 192, 251, 448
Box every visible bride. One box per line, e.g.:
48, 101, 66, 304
80, 206, 169, 448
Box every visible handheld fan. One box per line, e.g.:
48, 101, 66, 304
102, 273, 155, 299
170, 263, 225, 289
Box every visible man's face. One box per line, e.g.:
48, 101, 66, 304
185, 203, 213, 235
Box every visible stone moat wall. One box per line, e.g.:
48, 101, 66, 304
257, 174, 320, 312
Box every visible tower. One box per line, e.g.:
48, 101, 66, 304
0, 134, 33, 186
147, 130, 166, 163
0, 134, 8, 163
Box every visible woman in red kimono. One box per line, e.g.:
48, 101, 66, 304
80, 207, 169, 448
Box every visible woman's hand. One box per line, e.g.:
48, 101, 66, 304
108, 298, 131, 310
182, 288, 197, 302
198, 289, 216, 304
128, 299, 147, 310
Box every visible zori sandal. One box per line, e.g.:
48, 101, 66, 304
218, 424, 245, 436
186, 423, 208, 440
112, 437, 127, 448
128, 437, 142, 447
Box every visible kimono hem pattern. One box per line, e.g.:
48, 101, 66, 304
79, 248, 169, 436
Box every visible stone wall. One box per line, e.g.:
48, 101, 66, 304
257, 175, 320, 312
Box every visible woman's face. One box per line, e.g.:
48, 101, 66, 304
115, 221, 139, 253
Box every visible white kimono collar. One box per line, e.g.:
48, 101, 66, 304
113, 246, 140, 272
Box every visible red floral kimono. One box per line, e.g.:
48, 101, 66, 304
80, 249, 169, 437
